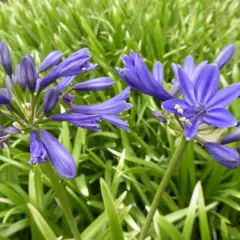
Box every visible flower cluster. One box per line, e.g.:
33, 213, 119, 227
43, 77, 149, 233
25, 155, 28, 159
117, 44, 240, 169
0, 41, 131, 178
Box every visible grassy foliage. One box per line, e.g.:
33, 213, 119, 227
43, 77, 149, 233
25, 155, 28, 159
0, 0, 240, 239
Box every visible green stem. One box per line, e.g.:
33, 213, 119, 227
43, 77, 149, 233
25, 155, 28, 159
40, 162, 81, 240
139, 135, 188, 240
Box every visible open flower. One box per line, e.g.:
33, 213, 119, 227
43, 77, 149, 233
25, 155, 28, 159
162, 64, 240, 140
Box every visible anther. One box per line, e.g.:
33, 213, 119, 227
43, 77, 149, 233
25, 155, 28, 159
185, 119, 192, 126
13, 122, 23, 131
174, 104, 180, 110
177, 108, 184, 114
82, 67, 87, 71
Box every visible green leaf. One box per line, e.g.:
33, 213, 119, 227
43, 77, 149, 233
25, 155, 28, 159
100, 178, 124, 240
27, 203, 57, 240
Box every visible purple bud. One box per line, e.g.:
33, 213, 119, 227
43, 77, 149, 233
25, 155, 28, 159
214, 44, 236, 70
221, 127, 240, 145
15, 64, 26, 90
62, 93, 75, 107
152, 62, 164, 86
73, 77, 114, 91
39, 51, 62, 73
20, 55, 37, 92
101, 115, 129, 131
4, 127, 20, 134
40, 48, 93, 88
56, 75, 76, 94
29, 132, 47, 165
152, 111, 167, 123
0, 41, 12, 75
0, 88, 11, 104
44, 88, 59, 113
5, 75, 16, 90
40, 130, 77, 179
204, 142, 239, 169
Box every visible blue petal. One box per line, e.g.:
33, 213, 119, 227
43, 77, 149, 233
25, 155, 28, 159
44, 88, 59, 113
183, 56, 195, 78
0, 88, 11, 104
0, 41, 12, 75
152, 62, 164, 86
162, 98, 189, 116
71, 101, 131, 115
214, 44, 236, 70
184, 116, 202, 141
168, 83, 182, 98
119, 53, 172, 101
194, 64, 219, 104
202, 108, 237, 128
56, 76, 76, 93
221, 127, 240, 144
177, 67, 196, 105
40, 130, 77, 179
101, 115, 129, 131
39, 51, 62, 73
204, 142, 239, 169
191, 60, 208, 84
206, 83, 240, 109
73, 77, 114, 91
171, 63, 179, 78
51, 113, 100, 122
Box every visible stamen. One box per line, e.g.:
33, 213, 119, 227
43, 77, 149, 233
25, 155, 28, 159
174, 104, 180, 110
185, 119, 192, 126
82, 67, 87, 71
13, 122, 23, 131
177, 108, 184, 114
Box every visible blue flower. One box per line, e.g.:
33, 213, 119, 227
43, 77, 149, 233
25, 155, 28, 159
116, 52, 172, 101
40, 130, 77, 179
204, 142, 239, 169
162, 64, 240, 140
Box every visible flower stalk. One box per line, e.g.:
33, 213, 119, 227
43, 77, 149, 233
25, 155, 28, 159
40, 162, 82, 240
139, 135, 188, 240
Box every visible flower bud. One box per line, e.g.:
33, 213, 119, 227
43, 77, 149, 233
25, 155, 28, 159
39, 51, 62, 73
20, 55, 37, 92
0, 41, 12, 75
44, 88, 59, 113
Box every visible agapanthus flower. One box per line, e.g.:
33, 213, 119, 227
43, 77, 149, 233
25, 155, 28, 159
118, 44, 240, 169
0, 41, 131, 178
162, 64, 240, 140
